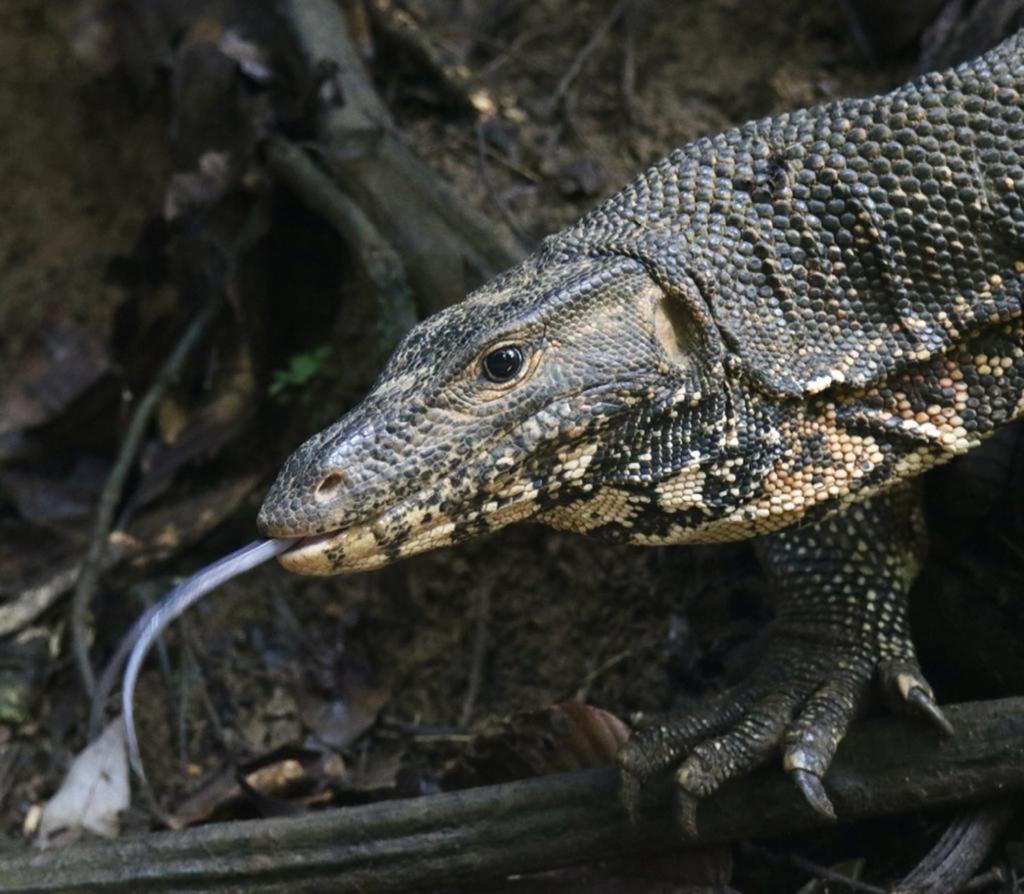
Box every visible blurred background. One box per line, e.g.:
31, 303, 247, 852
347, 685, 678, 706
1, 0, 1023, 889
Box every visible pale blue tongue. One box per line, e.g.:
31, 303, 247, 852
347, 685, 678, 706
121, 538, 294, 780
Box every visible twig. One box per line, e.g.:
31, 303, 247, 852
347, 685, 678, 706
0, 743, 28, 813
575, 648, 632, 703
2, 698, 1024, 892
89, 607, 144, 737
545, 0, 629, 120
365, 0, 477, 113
835, 0, 880, 65
474, 121, 533, 248
619, 0, 639, 125
742, 843, 884, 894
918, 0, 966, 73
452, 129, 542, 183
471, 27, 547, 82
379, 717, 469, 741
788, 855, 883, 894
70, 301, 220, 697
459, 577, 493, 728
176, 611, 228, 770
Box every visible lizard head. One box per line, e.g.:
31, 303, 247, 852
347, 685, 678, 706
257, 251, 722, 574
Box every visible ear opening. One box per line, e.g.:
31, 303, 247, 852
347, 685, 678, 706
649, 273, 724, 379
653, 293, 701, 367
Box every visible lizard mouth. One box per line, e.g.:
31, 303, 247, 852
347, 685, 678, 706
277, 519, 389, 574
273, 473, 543, 575
273, 488, 475, 575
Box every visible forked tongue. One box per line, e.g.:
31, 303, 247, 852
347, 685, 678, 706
120, 538, 293, 780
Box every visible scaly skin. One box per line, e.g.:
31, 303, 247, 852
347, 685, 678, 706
259, 33, 1024, 831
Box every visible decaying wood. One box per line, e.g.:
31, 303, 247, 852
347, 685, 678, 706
893, 799, 1016, 893
273, 0, 527, 314
266, 136, 417, 356
3, 698, 1023, 893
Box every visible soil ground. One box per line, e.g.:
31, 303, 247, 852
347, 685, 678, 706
1, 1, 1023, 890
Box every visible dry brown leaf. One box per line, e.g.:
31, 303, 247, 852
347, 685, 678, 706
444, 701, 631, 786
169, 745, 346, 827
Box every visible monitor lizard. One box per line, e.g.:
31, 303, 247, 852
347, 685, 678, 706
257, 31, 1024, 834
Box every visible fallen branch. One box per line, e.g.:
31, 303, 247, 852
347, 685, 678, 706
274, 0, 527, 313
893, 798, 1016, 893
266, 136, 417, 355
3, 698, 1023, 892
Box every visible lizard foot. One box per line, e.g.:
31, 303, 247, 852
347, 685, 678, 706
617, 639, 950, 837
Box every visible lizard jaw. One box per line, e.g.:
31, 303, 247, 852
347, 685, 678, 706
275, 479, 542, 575
278, 522, 390, 575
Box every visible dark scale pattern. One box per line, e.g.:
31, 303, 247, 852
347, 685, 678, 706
259, 34, 1024, 830
619, 483, 934, 832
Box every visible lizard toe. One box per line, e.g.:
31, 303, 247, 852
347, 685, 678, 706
617, 687, 760, 821
675, 790, 701, 840
791, 768, 836, 820
618, 640, 904, 830
781, 668, 868, 779
671, 692, 798, 836
878, 658, 954, 736
617, 725, 691, 822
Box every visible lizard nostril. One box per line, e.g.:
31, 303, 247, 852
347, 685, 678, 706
315, 471, 348, 501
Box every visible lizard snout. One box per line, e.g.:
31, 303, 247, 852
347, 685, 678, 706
257, 409, 403, 541
256, 449, 355, 538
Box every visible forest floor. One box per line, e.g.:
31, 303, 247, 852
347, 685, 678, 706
1, 1, 1023, 891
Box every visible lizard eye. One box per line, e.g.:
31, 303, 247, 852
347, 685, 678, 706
481, 345, 524, 383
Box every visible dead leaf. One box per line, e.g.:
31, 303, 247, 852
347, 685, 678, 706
36, 720, 129, 848
444, 702, 631, 786
124, 345, 256, 515
169, 745, 345, 827
0, 454, 109, 525
543, 701, 631, 771
336, 749, 403, 794
125, 472, 261, 564
0, 315, 110, 440
299, 672, 390, 751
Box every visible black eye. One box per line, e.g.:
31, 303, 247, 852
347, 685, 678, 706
482, 345, 524, 383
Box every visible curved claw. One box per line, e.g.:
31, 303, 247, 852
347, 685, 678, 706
791, 768, 836, 821
907, 686, 955, 736
617, 744, 652, 824
675, 789, 701, 840
619, 768, 643, 824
